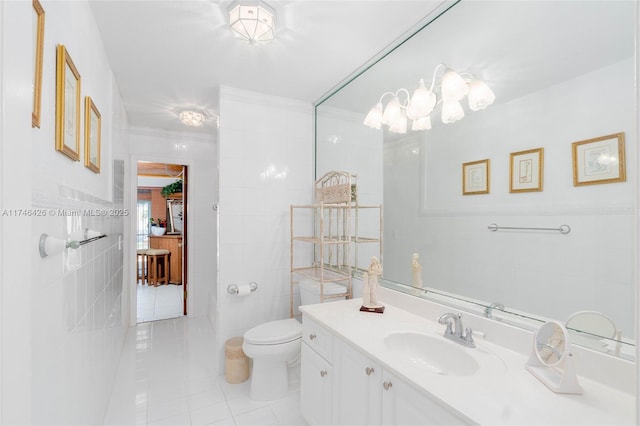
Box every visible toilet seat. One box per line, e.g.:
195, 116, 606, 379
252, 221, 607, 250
244, 318, 302, 345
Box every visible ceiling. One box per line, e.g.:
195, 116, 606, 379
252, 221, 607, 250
89, 0, 445, 134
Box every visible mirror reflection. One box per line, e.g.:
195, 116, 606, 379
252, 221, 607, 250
316, 0, 636, 358
536, 321, 566, 366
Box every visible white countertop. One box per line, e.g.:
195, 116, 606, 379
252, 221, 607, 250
300, 298, 635, 425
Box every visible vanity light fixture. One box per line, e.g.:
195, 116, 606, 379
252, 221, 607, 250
179, 110, 205, 127
228, 0, 276, 45
363, 63, 495, 134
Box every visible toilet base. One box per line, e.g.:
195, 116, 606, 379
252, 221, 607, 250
249, 358, 290, 400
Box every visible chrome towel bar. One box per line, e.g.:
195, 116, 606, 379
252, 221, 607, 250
39, 232, 108, 258
488, 223, 571, 234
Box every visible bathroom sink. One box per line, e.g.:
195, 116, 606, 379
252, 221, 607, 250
384, 332, 479, 376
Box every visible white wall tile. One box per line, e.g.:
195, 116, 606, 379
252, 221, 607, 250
5, 3, 132, 422
216, 87, 313, 370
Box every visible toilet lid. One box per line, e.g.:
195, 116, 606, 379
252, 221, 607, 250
244, 318, 302, 345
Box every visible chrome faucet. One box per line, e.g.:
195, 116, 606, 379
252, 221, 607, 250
484, 302, 505, 319
438, 312, 475, 347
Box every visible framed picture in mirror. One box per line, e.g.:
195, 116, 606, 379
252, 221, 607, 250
84, 96, 101, 173
462, 159, 490, 195
510, 148, 543, 193
32, 0, 45, 128
55, 44, 81, 161
572, 132, 625, 186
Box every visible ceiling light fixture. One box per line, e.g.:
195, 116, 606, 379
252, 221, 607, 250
228, 0, 276, 45
179, 110, 205, 127
363, 63, 495, 134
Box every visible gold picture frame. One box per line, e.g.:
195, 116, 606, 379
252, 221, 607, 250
84, 97, 101, 173
32, 0, 45, 128
572, 132, 626, 186
55, 44, 81, 161
462, 159, 490, 195
510, 148, 544, 193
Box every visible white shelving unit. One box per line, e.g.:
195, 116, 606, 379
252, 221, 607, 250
290, 171, 382, 317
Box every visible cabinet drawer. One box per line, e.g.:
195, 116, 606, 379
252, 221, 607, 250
302, 316, 333, 362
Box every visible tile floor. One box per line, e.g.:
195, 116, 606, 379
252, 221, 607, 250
104, 317, 307, 426
137, 283, 184, 323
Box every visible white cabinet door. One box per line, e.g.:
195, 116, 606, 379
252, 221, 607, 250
381, 370, 469, 426
301, 342, 333, 426
332, 338, 382, 425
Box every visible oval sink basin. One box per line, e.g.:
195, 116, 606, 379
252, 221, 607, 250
384, 332, 479, 376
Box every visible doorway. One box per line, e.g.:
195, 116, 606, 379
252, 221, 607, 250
136, 161, 188, 322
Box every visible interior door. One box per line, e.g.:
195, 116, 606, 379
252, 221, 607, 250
182, 165, 188, 315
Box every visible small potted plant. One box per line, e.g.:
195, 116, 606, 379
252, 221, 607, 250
150, 218, 166, 236
161, 179, 183, 198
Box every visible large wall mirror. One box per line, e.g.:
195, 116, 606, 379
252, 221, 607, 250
316, 0, 636, 360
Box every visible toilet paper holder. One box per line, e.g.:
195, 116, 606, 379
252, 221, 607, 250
227, 282, 258, 295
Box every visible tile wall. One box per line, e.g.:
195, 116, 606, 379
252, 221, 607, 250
216, 86, 314, 371
30, 160, 126, 424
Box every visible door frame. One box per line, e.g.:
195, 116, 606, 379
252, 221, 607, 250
128, 155, 193, 326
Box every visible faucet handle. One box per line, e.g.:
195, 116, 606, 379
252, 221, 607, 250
464, 327, 475, 347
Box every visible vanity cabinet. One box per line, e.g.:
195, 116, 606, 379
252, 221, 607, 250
301, 316, 334, 426
332, 338, 382, 425
381, 370, 466, 425
301, 343, 333, 426
301, 314, 468, 426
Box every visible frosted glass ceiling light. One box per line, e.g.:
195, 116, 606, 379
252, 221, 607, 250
441, 100, 464, 124
381, 96, 403, 127
228, 1, 275, 45
388, 111, 407, 134
179, 110, 205, 127
441, 69, 468, 101
468, 79, 496, 111
364, 88, 409, 130
363, 102, 383, 129
364, 63, 494, 134
411, 115, 432, 131
407, 78, 436, 120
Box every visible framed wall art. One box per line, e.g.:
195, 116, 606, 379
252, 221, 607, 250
55, 44, 81, 161
84, 97, 101, 173
462, 159, 490, 195
510, 148, 544, 193
32, 0, 45, 128
572, 133, 625, 186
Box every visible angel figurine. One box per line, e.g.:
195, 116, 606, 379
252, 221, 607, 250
412, 253, 423, 288
360, 256, 385, 313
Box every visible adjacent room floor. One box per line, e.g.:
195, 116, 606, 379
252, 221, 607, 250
137, 283, 184, 323
104, 316, 306, 426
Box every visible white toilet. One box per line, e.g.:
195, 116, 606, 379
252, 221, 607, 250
242, 280, 347, 400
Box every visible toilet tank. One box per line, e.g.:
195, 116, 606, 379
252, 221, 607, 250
299, 279, 347, 305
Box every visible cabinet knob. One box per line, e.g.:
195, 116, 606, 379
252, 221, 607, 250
320, 370, 328, 378
309, 333, 316, 340
383, 381, 393, 391
365, 367, 375, 376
